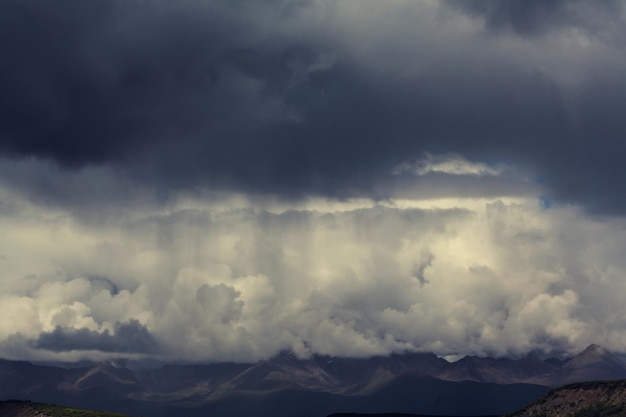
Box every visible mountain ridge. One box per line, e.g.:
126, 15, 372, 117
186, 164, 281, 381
0, 344, 624, 417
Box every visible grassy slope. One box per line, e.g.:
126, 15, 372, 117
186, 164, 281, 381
0, 400, 132, 417
505, 379, 626, 417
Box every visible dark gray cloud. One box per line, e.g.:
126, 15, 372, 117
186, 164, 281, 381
1, 0, 626, 214
34, 320, 157, 354
0, 0, 251, 165
449, 0, 624, 36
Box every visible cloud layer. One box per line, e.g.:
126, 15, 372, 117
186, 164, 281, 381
2, 182, 626, 362
1, 1, 626, 363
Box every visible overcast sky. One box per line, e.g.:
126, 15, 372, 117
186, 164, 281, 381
2, 0, 626, 364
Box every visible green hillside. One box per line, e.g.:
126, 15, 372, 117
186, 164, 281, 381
0, 400, 132, 417
505, 379, 626, 417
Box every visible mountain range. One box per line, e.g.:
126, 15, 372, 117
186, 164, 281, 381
0, 344, 625, 417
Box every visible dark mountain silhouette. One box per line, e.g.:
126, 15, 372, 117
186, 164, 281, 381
328, 415, 496, 417
438, 354, 557, 385
438, 344, 626, 387
544, 357, 570, 368
0, 345, 624, 417
140, 377, 548, 417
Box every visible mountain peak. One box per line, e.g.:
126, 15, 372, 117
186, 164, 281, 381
559, 343, 626, 384
569, 344, 616, 365
581, 343, 609, 356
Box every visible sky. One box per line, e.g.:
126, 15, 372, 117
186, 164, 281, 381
2, 0, 626, 364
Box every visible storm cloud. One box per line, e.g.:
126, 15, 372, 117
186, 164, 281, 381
0, 0, 625, 210
1, 0, 626, 363
34, 320, 157, 354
